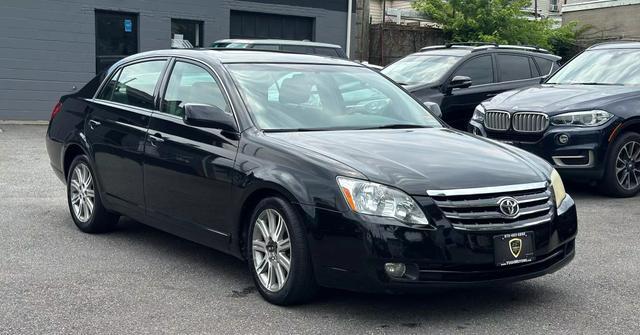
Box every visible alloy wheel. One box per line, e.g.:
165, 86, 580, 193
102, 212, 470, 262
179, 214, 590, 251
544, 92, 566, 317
615, 140, 640, 190
69, 163, 95, 223
252, 208, 291, 292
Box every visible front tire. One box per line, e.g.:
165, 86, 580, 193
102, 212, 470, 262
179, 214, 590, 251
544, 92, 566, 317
600, 132, 640, 197
67, 155, 119, 233
247, 197, 317, 305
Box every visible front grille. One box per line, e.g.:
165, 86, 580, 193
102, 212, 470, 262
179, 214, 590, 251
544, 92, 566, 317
485, 111, 511, 131
429, 183, 554, 231
512, 113, 549, 132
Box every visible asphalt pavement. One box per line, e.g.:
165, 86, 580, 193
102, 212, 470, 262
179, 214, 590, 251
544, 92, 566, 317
1, 125, 638, 334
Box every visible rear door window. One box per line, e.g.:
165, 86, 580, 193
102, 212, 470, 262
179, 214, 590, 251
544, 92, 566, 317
99, 60, 166, 109
535, 57, 554, 75
314, 47, 339, 57
496, 54, 533, 82
281, 45, 314, 54
452, 55, 494, 86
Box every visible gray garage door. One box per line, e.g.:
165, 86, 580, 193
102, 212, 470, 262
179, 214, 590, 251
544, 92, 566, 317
230, 10, 314, 40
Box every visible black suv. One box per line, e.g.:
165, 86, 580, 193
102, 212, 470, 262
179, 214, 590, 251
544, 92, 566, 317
382, 43, 561, 129
470, 41, 640, 197
46, 49, 576, 305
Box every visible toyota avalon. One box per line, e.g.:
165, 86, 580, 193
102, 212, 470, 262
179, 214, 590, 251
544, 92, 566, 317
46, 49, 577, 305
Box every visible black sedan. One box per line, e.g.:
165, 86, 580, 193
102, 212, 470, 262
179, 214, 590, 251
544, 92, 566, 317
46, 49, 577, 305
469, 41, 640, 197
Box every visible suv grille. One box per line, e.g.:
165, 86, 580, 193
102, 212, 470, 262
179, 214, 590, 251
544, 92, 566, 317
484, 111, 549, 133
512, 113, 549, 132
485, 111, 511, 131
428, 183, 553, 231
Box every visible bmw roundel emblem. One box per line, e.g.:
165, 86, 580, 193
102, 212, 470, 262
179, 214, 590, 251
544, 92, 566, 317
498, 197, 520, 217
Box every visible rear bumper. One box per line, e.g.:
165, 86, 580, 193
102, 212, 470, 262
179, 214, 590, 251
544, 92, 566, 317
308, 195, 577, 293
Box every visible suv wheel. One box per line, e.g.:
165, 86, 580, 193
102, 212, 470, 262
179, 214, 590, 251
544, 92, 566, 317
247, 197, 317, 305
600, 132, 640, 197
67, 155, 119, 233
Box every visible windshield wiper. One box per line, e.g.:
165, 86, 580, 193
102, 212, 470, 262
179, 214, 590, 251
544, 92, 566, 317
359, 124, 432, 130
567, 82, 624, 86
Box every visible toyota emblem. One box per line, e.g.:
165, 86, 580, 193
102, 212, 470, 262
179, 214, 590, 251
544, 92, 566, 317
498, 197, 520, 217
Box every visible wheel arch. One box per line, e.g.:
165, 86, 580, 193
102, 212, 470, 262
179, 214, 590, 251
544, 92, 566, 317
62, 143, 89, 180
233, 182, 310, 260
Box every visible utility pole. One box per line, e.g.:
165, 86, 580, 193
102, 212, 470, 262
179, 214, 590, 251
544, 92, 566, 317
534, 0, 538, 19
380, 0, 385, 65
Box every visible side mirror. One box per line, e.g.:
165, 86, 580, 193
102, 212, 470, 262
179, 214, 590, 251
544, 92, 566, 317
449, 76, 473, 90
183, 103, 237, 132
423, 101, 442, 118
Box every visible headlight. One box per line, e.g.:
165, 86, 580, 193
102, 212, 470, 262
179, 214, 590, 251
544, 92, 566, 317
550, 110, 613, 127
336, 176, 431, 226
472, 104, 486, 122
550, 169, 566, 207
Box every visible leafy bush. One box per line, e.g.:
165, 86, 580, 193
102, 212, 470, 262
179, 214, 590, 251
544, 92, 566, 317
413, 0, 587, 60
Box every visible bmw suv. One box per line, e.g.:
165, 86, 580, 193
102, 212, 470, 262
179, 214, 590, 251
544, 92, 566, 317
469, 41, 640, 197
46, 49, 576, 305
381, 43, 561, 129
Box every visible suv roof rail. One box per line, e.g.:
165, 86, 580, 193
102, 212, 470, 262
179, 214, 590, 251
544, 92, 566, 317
419, 43, 552, 55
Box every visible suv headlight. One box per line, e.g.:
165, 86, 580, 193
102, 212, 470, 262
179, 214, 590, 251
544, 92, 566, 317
472, 104, 485, 122
337, 176, 431, 226
550, 110, 613, 127
550, 169, 566, 207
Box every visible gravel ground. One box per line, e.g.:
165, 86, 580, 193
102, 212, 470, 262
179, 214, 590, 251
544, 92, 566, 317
1, 125, 638, 334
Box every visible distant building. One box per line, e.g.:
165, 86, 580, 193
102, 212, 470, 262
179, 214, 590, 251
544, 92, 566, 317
524, 0, 563, 26
0, 0, 356, 120
562, 0, 640, 40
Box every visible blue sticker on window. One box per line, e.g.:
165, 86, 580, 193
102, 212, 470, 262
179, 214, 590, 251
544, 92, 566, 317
124, 19, 132, 32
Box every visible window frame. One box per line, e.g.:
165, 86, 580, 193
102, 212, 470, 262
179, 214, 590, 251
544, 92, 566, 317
93, 57, 169, 112
155, 57, 240, 129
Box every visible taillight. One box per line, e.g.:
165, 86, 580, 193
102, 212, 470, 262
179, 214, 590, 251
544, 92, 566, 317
51, 101, 62, 120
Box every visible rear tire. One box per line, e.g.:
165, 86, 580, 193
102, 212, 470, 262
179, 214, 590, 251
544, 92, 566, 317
67, 155, 119, 233
246, 197, 317, 305
599, 132, 640, 197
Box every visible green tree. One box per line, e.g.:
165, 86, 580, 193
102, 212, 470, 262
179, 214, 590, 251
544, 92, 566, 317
413, 0, 584, 58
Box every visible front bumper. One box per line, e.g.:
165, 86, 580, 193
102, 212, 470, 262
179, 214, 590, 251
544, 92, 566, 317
469, 119, 620, 182
307, 195, 577, 293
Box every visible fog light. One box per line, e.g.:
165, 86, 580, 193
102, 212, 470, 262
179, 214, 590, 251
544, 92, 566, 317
384, 262, 406, 278
558, 134, 569, 144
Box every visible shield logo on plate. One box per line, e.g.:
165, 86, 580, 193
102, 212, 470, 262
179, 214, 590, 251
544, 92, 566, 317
509, 238, 522, 258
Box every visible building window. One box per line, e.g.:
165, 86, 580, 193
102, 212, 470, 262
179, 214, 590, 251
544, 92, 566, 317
171, 19, 203, 48
230, 10, 314, 41
95, 10, 139, 74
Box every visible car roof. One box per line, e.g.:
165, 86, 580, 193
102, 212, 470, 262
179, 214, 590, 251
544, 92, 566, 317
116, 49, 360, 68
588, 41, 640, 50
212, 39, 342, 49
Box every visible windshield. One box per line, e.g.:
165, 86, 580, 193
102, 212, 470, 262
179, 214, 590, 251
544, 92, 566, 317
226, 64, 442, 131
381, 54, 463, 85
547, 49, 640, 85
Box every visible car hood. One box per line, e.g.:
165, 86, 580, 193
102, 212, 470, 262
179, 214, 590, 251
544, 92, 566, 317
486, 84, 639, 115
267, 128, 547, 195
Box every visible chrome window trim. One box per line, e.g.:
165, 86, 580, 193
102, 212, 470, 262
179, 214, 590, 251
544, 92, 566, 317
426, 181, 548, 197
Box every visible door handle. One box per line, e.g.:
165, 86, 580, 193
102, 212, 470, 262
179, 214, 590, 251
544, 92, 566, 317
148, 133, 165, 146
486, 93, 498, 97
88, 119, 101, 130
